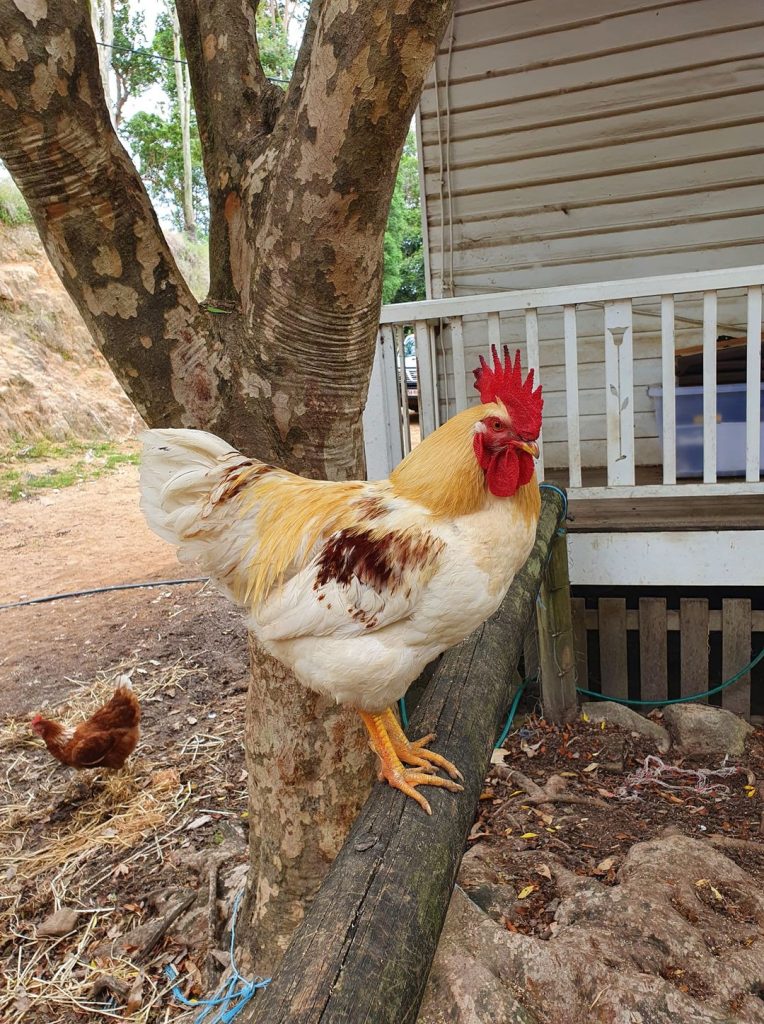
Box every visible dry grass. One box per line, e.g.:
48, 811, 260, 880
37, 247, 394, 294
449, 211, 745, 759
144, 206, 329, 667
0, 658, 249, 1022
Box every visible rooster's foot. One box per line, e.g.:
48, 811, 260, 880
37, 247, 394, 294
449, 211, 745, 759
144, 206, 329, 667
382, 707, 464, 781
377, 763, 462, 816
358, 709, 464, 815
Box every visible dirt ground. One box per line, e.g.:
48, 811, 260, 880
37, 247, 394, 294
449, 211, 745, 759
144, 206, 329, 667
2, 467, 763, 1023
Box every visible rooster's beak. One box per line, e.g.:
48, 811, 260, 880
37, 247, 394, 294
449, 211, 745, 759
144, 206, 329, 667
515, 440, 540, 459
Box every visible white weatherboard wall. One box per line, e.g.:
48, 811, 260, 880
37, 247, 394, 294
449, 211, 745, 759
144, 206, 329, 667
418, 0, 764, 471
421, 0, 764, 296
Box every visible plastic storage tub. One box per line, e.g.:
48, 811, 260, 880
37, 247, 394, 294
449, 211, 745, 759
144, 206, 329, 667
648, 382, 764, 478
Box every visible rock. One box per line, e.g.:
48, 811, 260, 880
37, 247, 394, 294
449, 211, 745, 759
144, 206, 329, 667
662, 703, 754, 757
37, 907, 80, 937
581, 701, 670, 752
419, 836, 764, 1024
418, 888, 538, 1024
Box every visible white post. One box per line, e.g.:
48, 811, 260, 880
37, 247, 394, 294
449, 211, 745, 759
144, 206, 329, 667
415, 319, 438, 438
393, 326, 411, 457
363, 330, 405, 478
563, 305, 582, 488
604, 299, 635, 486
524, 308, 544, 480
450, 317, 468, 412
703, 291, 718, 484
746, 285, 762, 481
487, 311, 501, 353
660, 295, 677, 485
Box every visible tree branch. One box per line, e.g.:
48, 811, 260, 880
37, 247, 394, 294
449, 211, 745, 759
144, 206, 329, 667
175, 0, 285, 301
234, 0, 454, 477
0, 1, 230, 432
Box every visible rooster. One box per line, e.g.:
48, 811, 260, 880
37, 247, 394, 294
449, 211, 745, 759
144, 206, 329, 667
140, 346, 542, 812
31, 683, 141, 770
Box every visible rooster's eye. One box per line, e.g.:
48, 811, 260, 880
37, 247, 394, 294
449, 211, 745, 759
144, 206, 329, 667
492, 419, 503, 431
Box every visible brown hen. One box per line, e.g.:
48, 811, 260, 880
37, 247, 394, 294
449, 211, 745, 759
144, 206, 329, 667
31, 684, 140, 770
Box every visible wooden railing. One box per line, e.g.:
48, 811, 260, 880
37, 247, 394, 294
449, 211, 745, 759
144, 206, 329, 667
378, 266, 764, 499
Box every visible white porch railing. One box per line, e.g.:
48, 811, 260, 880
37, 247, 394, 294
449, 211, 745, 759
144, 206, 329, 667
373, 265, 764, 500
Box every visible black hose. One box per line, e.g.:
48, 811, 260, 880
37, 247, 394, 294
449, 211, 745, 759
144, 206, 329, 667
0, 577, 209, 611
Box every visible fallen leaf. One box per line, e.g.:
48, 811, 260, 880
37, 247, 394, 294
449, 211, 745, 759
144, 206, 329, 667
517, 884, 538, 900
479, 789, 495, 801
535, 864, 553, 880
112, 862, 130, 879
710, 886, 723, 902
126, 975, 144, 1014
596, 788, 615, 798
581, 712, 590, 722
490, 748, 509, 765
520, 739, 543, 758
594, 856, 616, 875
38, 908, 80, 938
582, 763, 599, 773
521, 832, 539, 839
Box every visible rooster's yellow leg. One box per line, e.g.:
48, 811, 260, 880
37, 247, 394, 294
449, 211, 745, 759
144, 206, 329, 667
358, 711, 463, 816
382, 707, 464, 781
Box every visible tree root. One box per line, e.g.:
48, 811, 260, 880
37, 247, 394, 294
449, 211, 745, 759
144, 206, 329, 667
508, 769, 609, 810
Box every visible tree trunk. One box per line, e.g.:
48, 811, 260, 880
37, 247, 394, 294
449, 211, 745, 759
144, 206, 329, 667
0, 0, 453, 969
172, 7, 196, 238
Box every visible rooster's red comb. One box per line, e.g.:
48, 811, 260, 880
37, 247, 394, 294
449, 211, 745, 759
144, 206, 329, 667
473, 345, 543, 439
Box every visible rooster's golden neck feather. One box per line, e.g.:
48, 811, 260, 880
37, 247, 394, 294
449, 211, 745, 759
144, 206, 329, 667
391, 404, 541, 521
390, 405, 492, 517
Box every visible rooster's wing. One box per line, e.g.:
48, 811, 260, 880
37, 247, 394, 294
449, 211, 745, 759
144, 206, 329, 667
255, 516, 446, 641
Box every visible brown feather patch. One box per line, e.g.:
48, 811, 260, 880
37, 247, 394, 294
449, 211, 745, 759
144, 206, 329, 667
315, 527, 444, 594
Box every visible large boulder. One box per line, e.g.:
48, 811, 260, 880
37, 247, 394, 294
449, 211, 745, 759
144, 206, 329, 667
662, 703, 754, 758
419, 836, 764, 1024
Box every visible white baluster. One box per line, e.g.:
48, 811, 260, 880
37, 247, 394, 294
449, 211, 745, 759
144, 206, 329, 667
450, 317, 468, 413
660, 296, 676, 485
524, 308, 544, 480
703, 292, 717, 483
563, 305, 582, 488
415, 319, 437, 438
604, 300, 635, 486
746, 285, 762, 481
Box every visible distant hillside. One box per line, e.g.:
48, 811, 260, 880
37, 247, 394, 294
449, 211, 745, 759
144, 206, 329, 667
0, 223, 142, 445
0, 216, 211, 446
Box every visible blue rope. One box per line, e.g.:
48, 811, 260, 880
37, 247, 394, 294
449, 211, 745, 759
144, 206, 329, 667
164, 893, 270, 1023
539, 481, 569, 524
398, 696, 409, 729
494, 676, 531, 748
399, 674, 533, 751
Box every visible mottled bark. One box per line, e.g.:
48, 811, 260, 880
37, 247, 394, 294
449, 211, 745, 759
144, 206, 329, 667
0, 0, 453, 968
241, 638, 373, 973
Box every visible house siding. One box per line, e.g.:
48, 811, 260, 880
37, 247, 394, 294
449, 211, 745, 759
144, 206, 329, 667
418, 0, 764, 469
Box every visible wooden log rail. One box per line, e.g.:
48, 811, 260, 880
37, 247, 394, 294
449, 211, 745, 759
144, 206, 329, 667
247, 487, 567, 1024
